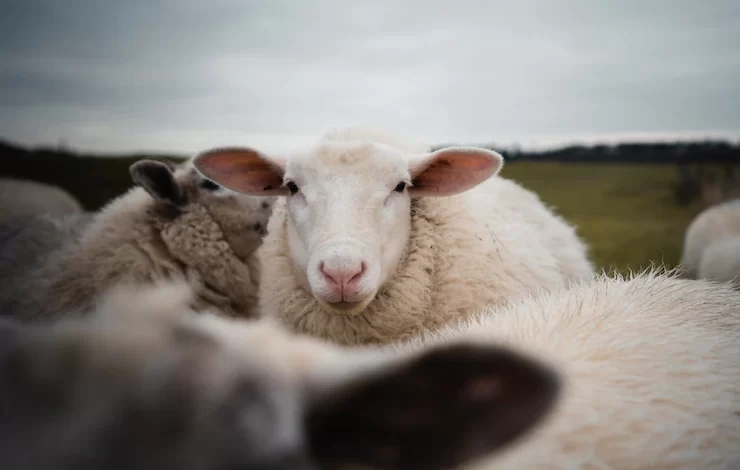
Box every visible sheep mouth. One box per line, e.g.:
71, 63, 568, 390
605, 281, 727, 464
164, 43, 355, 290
332, 300, 361, 309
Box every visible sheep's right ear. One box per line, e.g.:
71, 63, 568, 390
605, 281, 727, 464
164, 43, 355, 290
192, 147, 288, 196
408, 147, 503, 197
130, 160, 187, 206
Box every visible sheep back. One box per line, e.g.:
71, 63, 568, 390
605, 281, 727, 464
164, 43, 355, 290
415, 271, 740, 469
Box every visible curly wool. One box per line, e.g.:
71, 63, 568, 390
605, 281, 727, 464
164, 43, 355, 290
260, 168, 594, 346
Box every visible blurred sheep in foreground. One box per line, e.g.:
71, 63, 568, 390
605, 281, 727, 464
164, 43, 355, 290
3, 268, 739, 469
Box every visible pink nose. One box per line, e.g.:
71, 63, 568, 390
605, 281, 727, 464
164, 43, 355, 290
320, 261, 366, 293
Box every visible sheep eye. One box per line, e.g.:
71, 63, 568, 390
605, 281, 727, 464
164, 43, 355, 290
394, 181, 407, 193
286, 182, 299, 195
200, 179, 220, 191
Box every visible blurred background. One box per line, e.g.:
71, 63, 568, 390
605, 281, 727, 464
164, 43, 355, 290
1, 0, 738, 274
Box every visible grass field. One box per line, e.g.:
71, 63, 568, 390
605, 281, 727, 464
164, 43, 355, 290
502, 161, 704, 275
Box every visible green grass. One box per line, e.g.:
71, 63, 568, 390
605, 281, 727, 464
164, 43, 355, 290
501, 161, 704, 275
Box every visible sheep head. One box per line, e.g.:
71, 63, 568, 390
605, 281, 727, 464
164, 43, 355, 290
130, 159, 275, 260
192, 129, 503, 316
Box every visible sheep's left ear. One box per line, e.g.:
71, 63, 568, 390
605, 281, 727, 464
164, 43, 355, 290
130, 160, 187, 206
306, 343, 559, 470
408, 147, 503, 197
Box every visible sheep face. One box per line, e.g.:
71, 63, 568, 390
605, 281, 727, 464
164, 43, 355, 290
192, 140, 503, 315
130, 159, 275, 260
0, 307, 559, 470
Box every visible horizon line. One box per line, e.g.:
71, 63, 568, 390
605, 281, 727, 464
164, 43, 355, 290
3, 129, 740, 158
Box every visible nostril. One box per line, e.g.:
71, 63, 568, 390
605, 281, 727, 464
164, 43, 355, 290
253, 222, 262, 231
349, 262, 366, 284
319, 262, 339, 285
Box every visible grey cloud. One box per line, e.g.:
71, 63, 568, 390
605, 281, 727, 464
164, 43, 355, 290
1, 0, 738, 153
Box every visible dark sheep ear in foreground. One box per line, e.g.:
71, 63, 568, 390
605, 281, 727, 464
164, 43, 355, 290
130, 159, 187, 206
192, 147, 288, 196
306, 343, 560, 470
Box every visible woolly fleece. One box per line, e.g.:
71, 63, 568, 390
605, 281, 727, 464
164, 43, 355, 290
697, 236, 740, 285
681, 197, 740, 278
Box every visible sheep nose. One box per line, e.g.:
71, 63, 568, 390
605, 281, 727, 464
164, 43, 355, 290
319, 261, 366, 291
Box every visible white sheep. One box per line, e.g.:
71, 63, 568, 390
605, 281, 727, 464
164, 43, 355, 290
0, 177, 83, 223
697, 236, 740, 285
0, 158, 274, 320
681, 197, 740, 279
193, 127, 595, 345
3, 269, 738, 469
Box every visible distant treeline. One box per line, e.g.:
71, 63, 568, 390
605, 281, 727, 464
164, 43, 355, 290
434, 140, 740, 164
2, 137, 738, 212
0, 140, 186, 211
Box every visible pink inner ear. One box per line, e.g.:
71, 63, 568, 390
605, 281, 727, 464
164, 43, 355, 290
193, 147, 287, 196
409, 148, 503, 197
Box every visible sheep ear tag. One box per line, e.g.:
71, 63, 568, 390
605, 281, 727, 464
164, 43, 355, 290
408, 147, 504, 197
306, 343, 560, 470
192, 147, 288, 197
130, 160, 186, 206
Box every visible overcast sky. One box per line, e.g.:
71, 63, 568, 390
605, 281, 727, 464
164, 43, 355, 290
1, 0, 739, 155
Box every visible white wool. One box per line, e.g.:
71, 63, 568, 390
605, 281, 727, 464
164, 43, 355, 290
697, 236, 740, 285
681, 198, 740, 278
399, 269, 740, 469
